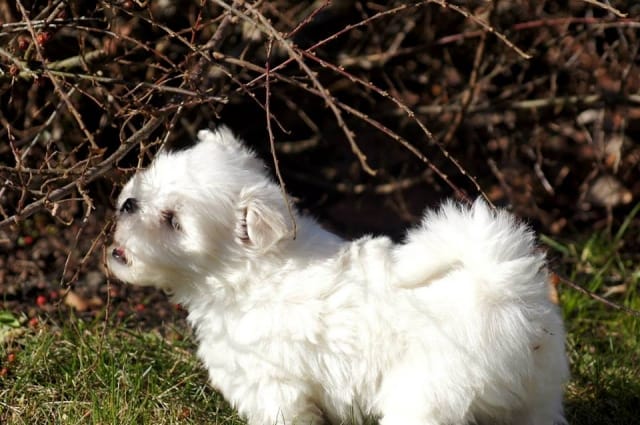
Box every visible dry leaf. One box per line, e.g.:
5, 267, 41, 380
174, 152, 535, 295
64, 290, 90, 312
587, 175, 632, 208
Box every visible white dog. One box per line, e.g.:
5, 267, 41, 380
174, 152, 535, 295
108, 127, 569, 425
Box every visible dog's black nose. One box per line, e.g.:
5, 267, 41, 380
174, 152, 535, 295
120, 198, 138, 214
112, 247, 127, 264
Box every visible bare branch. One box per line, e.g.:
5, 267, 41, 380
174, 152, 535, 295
0, 114, 167, 230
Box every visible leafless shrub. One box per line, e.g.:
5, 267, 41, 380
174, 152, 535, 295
0, 1, 638, 305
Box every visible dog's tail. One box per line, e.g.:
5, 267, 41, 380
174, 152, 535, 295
391, 199, 546, 290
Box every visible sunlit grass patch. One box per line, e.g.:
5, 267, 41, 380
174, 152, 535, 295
543, 204, 640, 425
0, 317, 242, 425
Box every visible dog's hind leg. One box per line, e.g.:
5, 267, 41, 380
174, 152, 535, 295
376, 362, 475, 425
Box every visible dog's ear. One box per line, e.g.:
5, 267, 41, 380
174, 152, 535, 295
197, 126, 244, 149
236, 186, 290, 251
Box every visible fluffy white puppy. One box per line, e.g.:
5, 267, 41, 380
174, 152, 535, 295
108, 127, 569, 425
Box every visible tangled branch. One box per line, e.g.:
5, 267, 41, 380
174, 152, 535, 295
0, 0, 638, 316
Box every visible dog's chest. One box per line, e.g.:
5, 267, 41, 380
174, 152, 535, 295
190, 286, 391, 405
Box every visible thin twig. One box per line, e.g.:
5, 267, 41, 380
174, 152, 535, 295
219, 52, 472, 201
284, 0, 330, 39
0, 165, 83, 177
211, 0, 377, 175
512, 16, 639, 31
580, 0, 627, 17
298, 49, 493, 206
429, 0, 532, 59
0, 17, 100, 31
0, 114, 167, 230
247, 3, 420, 87
336, 101, 471, 202
265, 38, 297, 240
556, 274, 640, 317
15, 0, 99, 150
412, 93, 640, 115
441, 1, 494, 146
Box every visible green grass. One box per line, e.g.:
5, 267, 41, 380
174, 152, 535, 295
0, 317, 242, 424
2, 209, 640, 424
542, 204, 640, 425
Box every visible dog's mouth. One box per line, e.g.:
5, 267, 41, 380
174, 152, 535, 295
111, 246, 128, 265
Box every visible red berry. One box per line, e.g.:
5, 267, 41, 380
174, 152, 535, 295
36, 295, 47, 307
17, 36, 30, 50
22, 235, 34, 245
28, 317, 39, 327
7, 353, 16, 363
134, 303, 145, 312
36, 31, 52, 45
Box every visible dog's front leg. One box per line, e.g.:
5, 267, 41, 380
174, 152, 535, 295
245, 404, 325, 425
240, 382, 325, 425
269, 408, 325, 425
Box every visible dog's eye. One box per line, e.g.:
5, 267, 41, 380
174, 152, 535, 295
162, 210, 180, 230
120, 198, 138, 214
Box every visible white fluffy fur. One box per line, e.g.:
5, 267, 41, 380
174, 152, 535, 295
108, 127, 569, 425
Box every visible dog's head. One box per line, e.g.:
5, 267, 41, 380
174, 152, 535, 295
107, 127, 292, 289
